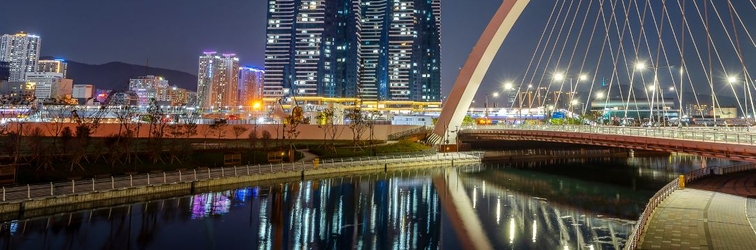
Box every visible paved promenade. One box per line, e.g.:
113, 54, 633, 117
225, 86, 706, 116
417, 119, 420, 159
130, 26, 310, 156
638, 170, 756, 249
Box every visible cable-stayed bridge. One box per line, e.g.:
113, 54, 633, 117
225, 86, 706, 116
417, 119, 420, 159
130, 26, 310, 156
432, 0, 756, 157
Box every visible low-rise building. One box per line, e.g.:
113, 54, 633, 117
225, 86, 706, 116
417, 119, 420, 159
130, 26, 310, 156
25, 72, 73, 100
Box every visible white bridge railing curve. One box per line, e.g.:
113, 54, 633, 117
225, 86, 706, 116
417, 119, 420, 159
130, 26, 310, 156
624, 162, 756, 250
461, 125, 756, 146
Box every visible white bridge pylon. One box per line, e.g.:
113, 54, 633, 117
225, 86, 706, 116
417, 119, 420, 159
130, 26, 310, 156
430, 0, 531, 145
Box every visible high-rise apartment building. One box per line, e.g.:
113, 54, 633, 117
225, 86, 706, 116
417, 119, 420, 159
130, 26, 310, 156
129, 75, 169, 106
196, 52, 240, 109
0, 32, 41, 82
37, 59, 68, 78
239, 67, 264, 107
264, 0, 441, 101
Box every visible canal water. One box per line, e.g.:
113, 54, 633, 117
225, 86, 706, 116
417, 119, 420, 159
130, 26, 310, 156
0, 155, 730, 249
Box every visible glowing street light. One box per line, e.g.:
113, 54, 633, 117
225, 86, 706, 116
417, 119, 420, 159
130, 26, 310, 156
503, 82, 513, 90
492, 92, 500, 98
553, 73, 565, 81
728, 76, 738, 84
595, 92, 605, 99
635, 62, 646, 71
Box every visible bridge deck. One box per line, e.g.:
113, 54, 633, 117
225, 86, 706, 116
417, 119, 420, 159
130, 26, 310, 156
639, 171, 756, 249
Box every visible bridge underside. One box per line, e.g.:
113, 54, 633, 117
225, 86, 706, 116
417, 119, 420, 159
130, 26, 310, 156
459, 130, 756, 163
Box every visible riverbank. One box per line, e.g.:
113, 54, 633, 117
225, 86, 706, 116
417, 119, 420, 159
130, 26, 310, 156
0, 152, 481, 221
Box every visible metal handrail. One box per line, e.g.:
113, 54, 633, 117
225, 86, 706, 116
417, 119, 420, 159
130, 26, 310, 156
461, 125, 756, 146
624, 162, 756, 249
0, 151, 484, 203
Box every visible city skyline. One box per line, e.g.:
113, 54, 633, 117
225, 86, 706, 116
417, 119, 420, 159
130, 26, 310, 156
0, 0, 559, 100
2, 1, 756, 106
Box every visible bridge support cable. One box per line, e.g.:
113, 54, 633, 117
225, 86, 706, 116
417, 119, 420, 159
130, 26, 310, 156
437, 0, 756, 141
512, 0, 562, 110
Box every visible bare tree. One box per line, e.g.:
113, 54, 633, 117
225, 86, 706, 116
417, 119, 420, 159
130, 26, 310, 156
316, 107, 341, 152
346, 109, 369, 150
146, 99, 169, 164
43, 105, 73, 153
209, 119, 228, 139
261, 130, 272, 150
232, 125, 248, 140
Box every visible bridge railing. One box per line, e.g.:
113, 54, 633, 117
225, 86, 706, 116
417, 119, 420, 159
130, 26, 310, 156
0, 152, 484, 204
462, 125, 756, 146
624, 162, 756, 250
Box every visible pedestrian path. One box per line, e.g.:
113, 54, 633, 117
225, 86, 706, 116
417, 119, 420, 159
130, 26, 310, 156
638, 171, 756, 249
296, 149, 318, 163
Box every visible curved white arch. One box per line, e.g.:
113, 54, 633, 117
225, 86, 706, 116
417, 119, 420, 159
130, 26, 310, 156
430, 0, 531, 145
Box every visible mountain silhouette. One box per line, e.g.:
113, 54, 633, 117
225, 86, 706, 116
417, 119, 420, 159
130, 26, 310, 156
64, 60, 197, 91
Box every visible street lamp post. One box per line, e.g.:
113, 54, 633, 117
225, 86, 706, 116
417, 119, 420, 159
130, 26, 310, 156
728, 76, 752, 122
636, 62, 681, 127
553, 73, 588, 122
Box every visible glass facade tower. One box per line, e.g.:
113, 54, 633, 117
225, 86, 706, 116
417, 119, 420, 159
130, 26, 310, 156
264, 0, 441, 102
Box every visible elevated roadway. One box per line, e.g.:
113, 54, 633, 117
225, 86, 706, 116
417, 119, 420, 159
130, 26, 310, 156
459, 125, 756, 162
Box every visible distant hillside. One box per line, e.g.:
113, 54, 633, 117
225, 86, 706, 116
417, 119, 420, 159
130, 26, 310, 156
65, 60, 197, 91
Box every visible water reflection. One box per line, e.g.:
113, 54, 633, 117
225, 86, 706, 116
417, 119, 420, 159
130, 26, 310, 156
0, 171, 446, 250
0, 155, 718, 249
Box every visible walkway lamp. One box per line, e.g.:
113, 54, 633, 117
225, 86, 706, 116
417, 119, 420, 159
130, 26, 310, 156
553, 72, 588, 116
635, 62, 680, 127
728, 76, 752, 121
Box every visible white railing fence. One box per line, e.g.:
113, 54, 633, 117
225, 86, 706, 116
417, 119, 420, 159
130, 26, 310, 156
624, 162, 756, 250
463, 125, 756, 146
0, 151, 484, 203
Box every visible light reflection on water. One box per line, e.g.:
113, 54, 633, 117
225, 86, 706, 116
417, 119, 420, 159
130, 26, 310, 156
0, 155, 719, 249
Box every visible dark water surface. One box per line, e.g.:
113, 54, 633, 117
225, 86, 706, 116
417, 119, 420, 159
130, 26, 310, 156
0, 155, 725, 249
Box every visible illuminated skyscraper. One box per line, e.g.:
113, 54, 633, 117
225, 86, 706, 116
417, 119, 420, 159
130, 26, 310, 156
264, 0, 441, 101
239, 67, 264, 107
0, 32, 41, 82
196, 52, 240, 109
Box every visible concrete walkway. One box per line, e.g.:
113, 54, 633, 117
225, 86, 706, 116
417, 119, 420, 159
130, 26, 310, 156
639, 170, 756, 249
296, 149, 318, 163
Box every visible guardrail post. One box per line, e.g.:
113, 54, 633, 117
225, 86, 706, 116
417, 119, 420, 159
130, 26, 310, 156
112, 176, 115, 189
27, 185, 30, 199
246, 165, 250, 175
50, 182, 53, 196
179, 171, 182, 182
147, 173, 150, 185
221, 167, 225, 177
130, 175, 133, 187
679, 175, 685, 189
193, 170, 197, 180
2, 187, 5, 201
72, 180, 76, 193
269, 163, 273, 172
208, 168, 211, 179
92, 178, 95, 191
163, 172, 167, 183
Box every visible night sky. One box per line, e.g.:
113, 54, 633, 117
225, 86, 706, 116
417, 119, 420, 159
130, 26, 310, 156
1, 0, 754, 105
